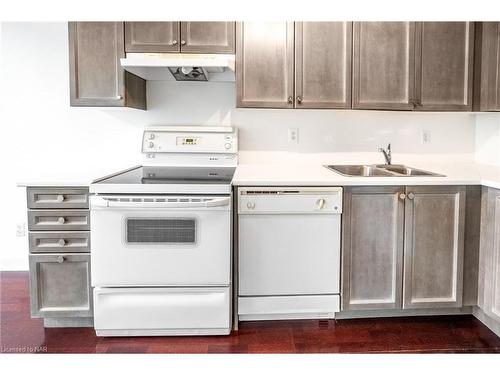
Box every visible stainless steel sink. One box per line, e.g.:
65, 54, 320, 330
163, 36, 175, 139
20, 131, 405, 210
326, 165, 395, 177
325, 164, 445, 177
376, 164, 444, 177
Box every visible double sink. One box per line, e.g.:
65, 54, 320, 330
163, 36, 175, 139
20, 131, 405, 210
325, 164, 445, 177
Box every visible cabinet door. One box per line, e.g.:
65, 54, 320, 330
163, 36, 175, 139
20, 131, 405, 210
29, 253, 92, 318
294, 22, 352, 109
180, 22, 235, 54
352, 22, 416, 110
69, 22, 146, 109
125, 22, 180, 52
236, 22, 295, 108
474, 22, 500, 111
415, 22, 474, 111
342, 187, 405, 311
478, 187, 500, 322
403, 186, 466, 309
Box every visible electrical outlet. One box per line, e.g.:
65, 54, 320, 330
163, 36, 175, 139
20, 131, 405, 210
421, 130, 432, 144
16, 223, 26, 237
288, 128, 299, 144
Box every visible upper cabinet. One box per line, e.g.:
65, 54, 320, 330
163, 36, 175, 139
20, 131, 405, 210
474, 22, 500, 111
125, 22, 235, 54
415, 22, 474, 111
236, 22, 295, 108
353, 22, 474, 111
180, 22, 235, 54
295, 22, 352, 109
69, 22, 146, 109
125, 22, 180, 52
237, 22, 353, 109
353, 22, 415, 110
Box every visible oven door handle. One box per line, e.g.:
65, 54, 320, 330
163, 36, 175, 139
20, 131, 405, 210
91, 196, 231, 209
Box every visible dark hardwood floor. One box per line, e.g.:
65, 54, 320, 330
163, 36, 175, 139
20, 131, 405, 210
2, 271, 500, 354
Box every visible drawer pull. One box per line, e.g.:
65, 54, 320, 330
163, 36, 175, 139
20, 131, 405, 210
56, 255, 65, 264
58, 217, 66, 224
58, 239, 66, 247
56, 194, 65, 202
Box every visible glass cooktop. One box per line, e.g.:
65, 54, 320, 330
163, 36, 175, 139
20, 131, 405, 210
95, 166, 236, 185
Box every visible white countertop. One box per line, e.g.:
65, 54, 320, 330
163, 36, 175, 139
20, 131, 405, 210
17, 158, 500, 190
232, 161, 500, 190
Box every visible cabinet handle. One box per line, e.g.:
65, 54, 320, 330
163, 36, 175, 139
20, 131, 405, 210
407, 192, 415, 200
180, 40, 186, 46
399, 193, 406, 200
172, 39, 178, 45
56, 255, 65, 264
297, 96, 302, 104
57, 217, 66, 224
287, 96, 293, 104
58, 239, 66, 247
116, 95, 123, 100
56, 194, 65, 203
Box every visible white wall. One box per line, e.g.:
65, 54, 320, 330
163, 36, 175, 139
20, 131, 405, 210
475, 114, 500, 166
0, 22, 484, 270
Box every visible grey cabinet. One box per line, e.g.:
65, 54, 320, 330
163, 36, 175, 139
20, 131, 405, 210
26, 187, 93, 326
237, 22, 352, 109
403, 186, 466, 309
125, 22, 235, 54
180, 22, 235, 54
478, 187, 500, 323
415, 22, 474, 111
474, 22, 500, 111
236, 22, 295, 108
353, 22, 474, 111
295, 22, 352, 109
69, 22, 146, 109
342, 185, 466, 312
353, 22, 416, 110
125, 22, 180, 52
342, 187, 405, 310
29, 253, 92, 318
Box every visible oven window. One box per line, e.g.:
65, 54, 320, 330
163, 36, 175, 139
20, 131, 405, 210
126, 218, 196, 244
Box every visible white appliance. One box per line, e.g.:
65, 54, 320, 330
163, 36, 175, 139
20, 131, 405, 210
237, 187, 342, 321
90, 126, 237, 336
120, 53, 235, 82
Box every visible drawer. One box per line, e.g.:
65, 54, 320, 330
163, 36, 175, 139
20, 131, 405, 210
29, 231, 90, 253
27, 187, 89, 209
28, 210, 90, 231
29, 253, 93, 318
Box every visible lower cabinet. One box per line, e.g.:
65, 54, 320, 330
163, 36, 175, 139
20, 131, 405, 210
29, 253, 92, 318
342, 185, 466, 312
478, 187, 500, 323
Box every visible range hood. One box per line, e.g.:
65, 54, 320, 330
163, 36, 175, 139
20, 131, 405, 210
120, 53, 235, 82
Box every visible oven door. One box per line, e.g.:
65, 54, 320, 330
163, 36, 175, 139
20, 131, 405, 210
90, 195, 231, 287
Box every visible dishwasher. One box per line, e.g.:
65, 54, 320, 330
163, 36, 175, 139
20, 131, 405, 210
237, 187, 342, 321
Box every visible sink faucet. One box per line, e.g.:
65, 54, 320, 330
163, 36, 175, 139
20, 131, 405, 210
378, 143, 392, 165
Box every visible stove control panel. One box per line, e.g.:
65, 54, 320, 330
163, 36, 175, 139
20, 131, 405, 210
142, 126, 238, 154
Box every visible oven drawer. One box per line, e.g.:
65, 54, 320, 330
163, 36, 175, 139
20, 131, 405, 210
27, 187, 89, 209
28, 210, 90, 231
29, 253, 93, 318
93, 286, 230, 336
29, 231, 90, 253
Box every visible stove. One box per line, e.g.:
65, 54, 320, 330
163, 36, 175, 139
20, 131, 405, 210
89, 126, 237, 336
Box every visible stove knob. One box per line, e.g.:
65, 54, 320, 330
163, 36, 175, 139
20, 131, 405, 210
149, 142, 154, 148
224, 142, 232, 150
149, 133, 155, 140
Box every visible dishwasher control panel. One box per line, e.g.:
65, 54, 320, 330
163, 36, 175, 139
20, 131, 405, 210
238, 187, 342, 214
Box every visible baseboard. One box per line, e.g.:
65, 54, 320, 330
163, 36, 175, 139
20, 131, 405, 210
95, 328, 231, 337
472, 306, 500, 337
44, 317, 94, 328
335, 306, 473, 319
